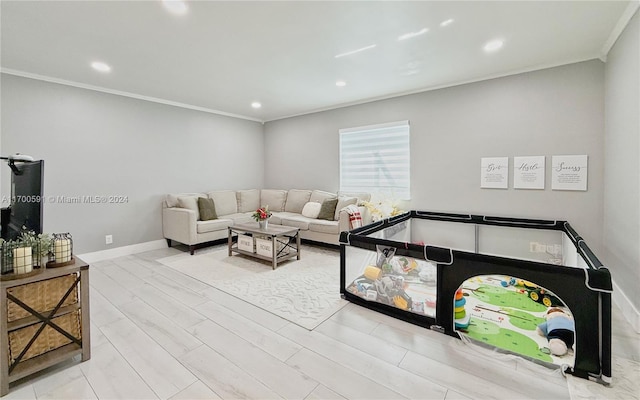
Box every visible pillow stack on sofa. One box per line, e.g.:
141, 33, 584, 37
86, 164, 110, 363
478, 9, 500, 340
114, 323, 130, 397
162, 189, 370, 254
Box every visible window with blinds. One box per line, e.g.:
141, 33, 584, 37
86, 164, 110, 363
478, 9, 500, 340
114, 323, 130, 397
339, 120, 410, 199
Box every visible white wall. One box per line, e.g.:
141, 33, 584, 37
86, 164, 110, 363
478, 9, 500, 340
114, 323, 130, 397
604, 9, 640, 312
1, 74, 264, 253
265, 60, 605, 255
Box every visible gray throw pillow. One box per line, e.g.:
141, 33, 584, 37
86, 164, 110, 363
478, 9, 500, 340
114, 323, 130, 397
198, 197, 218, 221
317, 198, 338, 220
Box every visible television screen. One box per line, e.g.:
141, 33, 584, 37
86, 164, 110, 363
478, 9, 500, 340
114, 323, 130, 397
4, 160, 44, 240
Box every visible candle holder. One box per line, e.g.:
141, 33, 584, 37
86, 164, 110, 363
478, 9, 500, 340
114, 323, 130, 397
0, 240, 43, 280
46, 233, 75, 268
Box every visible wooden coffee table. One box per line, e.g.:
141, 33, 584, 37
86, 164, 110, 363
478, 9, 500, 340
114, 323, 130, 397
228, 223, 300, 269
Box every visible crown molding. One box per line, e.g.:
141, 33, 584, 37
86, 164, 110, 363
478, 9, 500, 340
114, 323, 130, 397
600, 1, 640, 60
1, 68, 264, 124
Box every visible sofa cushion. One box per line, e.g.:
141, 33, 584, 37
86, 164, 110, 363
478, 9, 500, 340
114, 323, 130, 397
198, 197, 218, 221
196, 218, 233, 234
261, 189, 287, 212
285, 189, 312, 213
177, 196, 201, 220
301, 202, 322, 219
308, 219, 340, 234
280, 215, 311, 230
269, 212, 282, 225
310, 190, 337, 204
237, 189, 261, 213
224, 213, 255, 225
166, 192, 205, 208
338, 191, 372, 203
317, 198, 339, 220
334, 197, 358, 220
166, 193, 180, 208
269, 211, 297, 225
207, 190, 238, 216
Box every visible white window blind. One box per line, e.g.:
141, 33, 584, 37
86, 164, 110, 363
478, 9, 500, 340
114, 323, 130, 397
339, 120, 410, 199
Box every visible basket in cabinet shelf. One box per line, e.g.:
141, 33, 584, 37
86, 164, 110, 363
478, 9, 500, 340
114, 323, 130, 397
6, 274, 81, 363
8, 311, 81, 363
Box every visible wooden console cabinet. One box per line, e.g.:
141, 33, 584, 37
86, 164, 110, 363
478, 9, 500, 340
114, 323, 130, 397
1, 259, 90, 396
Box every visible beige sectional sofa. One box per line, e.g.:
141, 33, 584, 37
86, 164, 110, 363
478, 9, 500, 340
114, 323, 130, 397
162, 189, 371, 254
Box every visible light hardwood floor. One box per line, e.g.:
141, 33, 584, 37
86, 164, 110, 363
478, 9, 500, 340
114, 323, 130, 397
4, 245, 639, 400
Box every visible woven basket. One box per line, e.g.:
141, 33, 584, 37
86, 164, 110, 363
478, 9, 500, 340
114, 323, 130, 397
7, 274, 78, 322
8, 310, 82, 363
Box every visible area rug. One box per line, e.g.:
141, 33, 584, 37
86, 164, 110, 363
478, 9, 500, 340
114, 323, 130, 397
157, 245, 348, 330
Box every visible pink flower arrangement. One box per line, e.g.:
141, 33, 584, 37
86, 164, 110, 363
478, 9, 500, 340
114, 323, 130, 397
252, 205, 272, 221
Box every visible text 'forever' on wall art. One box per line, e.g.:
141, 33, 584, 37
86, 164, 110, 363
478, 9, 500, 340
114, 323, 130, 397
480, 157, 508, 189
552, 155, 588, 191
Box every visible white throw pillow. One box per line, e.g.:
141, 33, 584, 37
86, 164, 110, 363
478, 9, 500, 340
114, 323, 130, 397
301, 202, 322, 219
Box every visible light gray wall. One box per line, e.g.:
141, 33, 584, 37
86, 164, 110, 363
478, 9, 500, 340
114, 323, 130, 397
604, 10, 640, 310
264, 60, 605, 255
1, 74, 264, 253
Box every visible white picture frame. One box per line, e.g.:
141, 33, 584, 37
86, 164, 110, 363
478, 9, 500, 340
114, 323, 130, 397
552, 155, 588, 191
514, 156, 545, 189
480, 157, 509, 189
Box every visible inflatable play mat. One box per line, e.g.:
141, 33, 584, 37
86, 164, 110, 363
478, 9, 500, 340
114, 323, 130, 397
339, 211, 612, 385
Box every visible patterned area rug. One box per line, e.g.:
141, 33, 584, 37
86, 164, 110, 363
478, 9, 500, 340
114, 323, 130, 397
157, 245, 348, 330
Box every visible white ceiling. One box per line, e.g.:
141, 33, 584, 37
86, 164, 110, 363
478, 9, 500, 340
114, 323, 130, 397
1, 1, 634, 122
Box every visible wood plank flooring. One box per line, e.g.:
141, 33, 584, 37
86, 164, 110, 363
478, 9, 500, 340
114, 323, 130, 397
4, 245, 639, 400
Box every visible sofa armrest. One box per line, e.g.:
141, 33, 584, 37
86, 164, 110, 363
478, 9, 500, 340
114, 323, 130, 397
163, 207, 197, 245
338, 206, 372, 232
337, 209, 351, 233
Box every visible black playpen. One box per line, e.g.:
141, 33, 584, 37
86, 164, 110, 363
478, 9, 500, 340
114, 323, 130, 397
340, 210, 612, 384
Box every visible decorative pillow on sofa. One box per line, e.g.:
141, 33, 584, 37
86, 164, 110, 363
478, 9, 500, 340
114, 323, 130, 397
301, 202, 322, 219
317, 198, 339, 221
177, 196, 201, 220
334, 197, 358, 220
198, 197, 218, 221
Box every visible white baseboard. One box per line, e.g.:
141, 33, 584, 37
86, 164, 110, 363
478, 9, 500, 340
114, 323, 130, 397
612, 280, 640, 333
77, 239, 168, 263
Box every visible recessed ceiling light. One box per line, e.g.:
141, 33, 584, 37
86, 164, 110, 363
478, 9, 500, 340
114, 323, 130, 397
334, 44, 377, 58
251, 102, 262, 109
162, 0, 188, 15
398, 28, 429, 41
440, 19, 454, 27
483, 39, 504, 53
336, 81, 346, 87
91, 61, 111, 73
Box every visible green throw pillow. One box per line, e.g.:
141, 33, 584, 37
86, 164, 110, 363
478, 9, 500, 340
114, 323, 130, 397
317, 198, 338, 220
198, 197, 218, 221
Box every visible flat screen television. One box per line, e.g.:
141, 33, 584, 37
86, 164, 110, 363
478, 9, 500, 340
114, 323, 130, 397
2, 160, 44, 241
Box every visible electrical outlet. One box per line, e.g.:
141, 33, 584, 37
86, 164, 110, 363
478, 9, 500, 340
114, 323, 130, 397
105, 235, 113, 245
